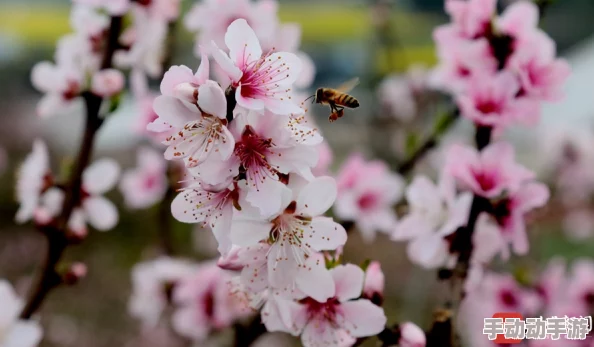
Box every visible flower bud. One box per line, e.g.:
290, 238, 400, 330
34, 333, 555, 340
363, 261, 384, 305
399, 322, 426, 347
62, 262, 87, 286
217, 246, 243, 271
173, 82, 199, 104
91, 69, 125, 97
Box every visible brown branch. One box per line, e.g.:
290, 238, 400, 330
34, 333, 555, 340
20, 16, 123, 319
225, 86, 238, 123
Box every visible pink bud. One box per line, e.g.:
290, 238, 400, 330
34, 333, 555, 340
217, 246, 243, 271
91, 69, 125, 97
363, 261, 385, 299
173, 82, 199, 104
63, 262, 87, 285
399, 322, 426, 347
33, 207, 53, 226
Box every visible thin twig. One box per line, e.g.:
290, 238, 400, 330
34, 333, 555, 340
396, 109, 459, 175
20, 16, 123, 319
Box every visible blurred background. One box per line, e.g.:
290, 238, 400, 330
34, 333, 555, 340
1, 0, 594, 346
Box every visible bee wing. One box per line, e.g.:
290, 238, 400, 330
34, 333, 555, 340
336, 77, 360, 93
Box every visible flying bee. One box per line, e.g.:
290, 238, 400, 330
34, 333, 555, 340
304, 78, 360, 122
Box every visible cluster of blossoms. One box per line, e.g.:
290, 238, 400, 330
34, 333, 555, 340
16, 139, 120, 235
140, 13, 397, 345
461, 258, 594, 347
432, 0, 570, 132
388, 0, 568, 284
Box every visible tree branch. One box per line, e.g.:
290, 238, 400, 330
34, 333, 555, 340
20, 16, 123, 319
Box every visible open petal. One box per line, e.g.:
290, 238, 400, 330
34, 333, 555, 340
153, 95, 198, 129
274, 297, 308, 335
296, 176, 337, 217
224, 19, 262, 69
230, 219, 273, 246
198, 80, 227, 119
262, 298, 293, 333
407, 234, 449, 269
31, 61, 63, 92
210, 42, 242, 82
160, 65, 195, 96
295, 256, 335, 302
195, 50, 210, 85
83, 196, 118, 231
340, 299, 387, 338
211, 204, 234, 255
83, 158, 120, 194
235, 86, 265, 111
263, 98, 305, 115
306, 217, 347, 251
302, 319, 355, 347
246, 179, 290, 219
331, 264, 364, 302
406, 175, 442, 214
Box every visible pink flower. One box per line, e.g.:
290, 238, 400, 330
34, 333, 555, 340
566, 259, 594, 313
436, 0, 496, 40
264, 264, 386, 347
133, 0, 181, 22
507, 31, 571, 103
456, 71, 537, 128
334, 154, 404, 242
231, 177, 346, 301
159, 56, 209, 102
496, 1, 539, 39
184, 0, 278, 53
191, 110, 319, 216
38, 159, 120, 233
431, 38, 497, 93
398, 322, 426, 347
129, 257, 197, 328
30, 61, 84, 118
492, 181, 550, 255
392, 174, 472, 269
171, 180, 238, 255
445, 142, 534, 198
377, 74, 417, 122
171, 261, 249, 341
152, 80, 235, 168
534, 258, 566, 309
120, 147, 168, 209
15, 140, 51, 224
0, 280, 43, 347
114, 10, 168, 79
210, 19, 303, 115
362, 261, 384, 302
91, 69, 125, 97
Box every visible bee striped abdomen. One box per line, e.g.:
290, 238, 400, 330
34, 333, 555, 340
335, 93, 359, 108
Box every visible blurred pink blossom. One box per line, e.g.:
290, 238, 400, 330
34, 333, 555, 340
72, 0, 129, 15
445, 142, 534, 198
363, 261, 384, 302
184, 0, 278, 54
312, 142, 333, 177
210, 19, 303, 115
263, 264, 386, 347
334, 154, 404, 242
38, 159, 120, 233
129, 257, 196, 328
15, 140, 51, 224
90, 69, 125, 97
0, 279, 43, 347
563, 209, 594, 241
171, 261, 250, 341
120, 147, 168, 209
30, 61, 84, 118
399, 322, 426, 347
392, 174, 472, 269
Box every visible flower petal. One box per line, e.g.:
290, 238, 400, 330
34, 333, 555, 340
331, 264, 364, 302
198, 80, 227, 119
160, 65, 195, 97
210, 41, 242, 82
295, 256, 335, 302
195, 50, 210, 85
83, 158, 120, 194
296, 176, 337, 217
153, 95, 199, 128
340, 299, 387, 338
83, 196, 118, 231
306, 217, 347, 251
225, 19, 262, 69
231, 219, 273, 246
